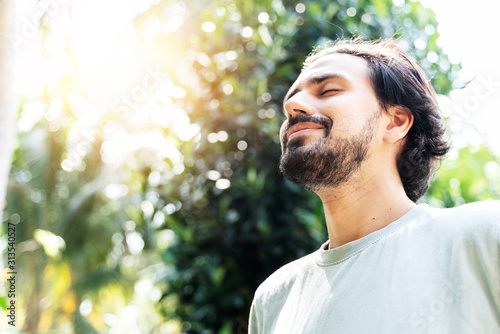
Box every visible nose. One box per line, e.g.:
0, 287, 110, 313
283, 91, 314, 119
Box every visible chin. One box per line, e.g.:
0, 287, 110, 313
283, 136, 308, 152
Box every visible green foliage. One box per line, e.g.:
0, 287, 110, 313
425, 146, 500, 207
73, 312, 100, 334
5, 119, 123, 331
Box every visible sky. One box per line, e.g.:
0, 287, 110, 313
421, 0, 500, 154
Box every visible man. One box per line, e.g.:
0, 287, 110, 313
249, 38, 500, 333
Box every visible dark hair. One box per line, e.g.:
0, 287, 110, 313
303, 38, 450, 202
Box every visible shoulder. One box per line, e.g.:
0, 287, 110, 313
420, 200, 499, 226
249, 253, 317, 334
436, 200, 499, 217
422, 200, 500, 243
253, 251, 316, 302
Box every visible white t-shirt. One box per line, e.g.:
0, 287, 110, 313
249, 201, 500, 334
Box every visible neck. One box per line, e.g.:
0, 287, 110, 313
316, 171, 415, 249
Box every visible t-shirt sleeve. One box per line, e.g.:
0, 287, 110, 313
248, 295, 262, 334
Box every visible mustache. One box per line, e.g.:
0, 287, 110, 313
287, 114, 333, 129
284, 114, 333, 141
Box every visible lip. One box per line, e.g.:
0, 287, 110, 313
287, 122, 325, 141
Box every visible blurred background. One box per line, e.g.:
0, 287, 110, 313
0, 0, 499, 333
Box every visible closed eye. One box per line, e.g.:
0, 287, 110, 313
321, 89, 340, 96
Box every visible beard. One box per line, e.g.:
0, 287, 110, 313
279, 113, 379, 192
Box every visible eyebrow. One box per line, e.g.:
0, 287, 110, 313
283, 73, 351, 103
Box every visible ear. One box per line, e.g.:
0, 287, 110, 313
383, 105, 414, 143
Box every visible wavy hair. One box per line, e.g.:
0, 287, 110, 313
302, 38, 450, 202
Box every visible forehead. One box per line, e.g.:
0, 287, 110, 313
286, 53, 371, 100
302, 53, 370, 80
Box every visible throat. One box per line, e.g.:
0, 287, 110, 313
321, 183, 415, 249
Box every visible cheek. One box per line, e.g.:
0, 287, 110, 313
324, 98, 373, 133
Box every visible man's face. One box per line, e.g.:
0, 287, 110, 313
279, 53, 383, 192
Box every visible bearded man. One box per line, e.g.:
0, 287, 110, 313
249, 38, 500, 333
